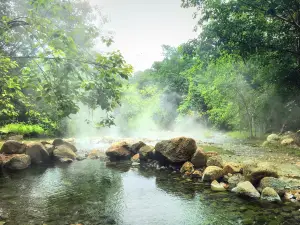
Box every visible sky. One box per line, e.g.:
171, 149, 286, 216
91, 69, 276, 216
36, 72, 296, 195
91, 0, 198, 71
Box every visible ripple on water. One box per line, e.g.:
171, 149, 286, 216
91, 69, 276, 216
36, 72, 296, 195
0, 160, 300, 224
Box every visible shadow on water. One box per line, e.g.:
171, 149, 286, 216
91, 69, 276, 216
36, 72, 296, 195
0, 160, 300, 225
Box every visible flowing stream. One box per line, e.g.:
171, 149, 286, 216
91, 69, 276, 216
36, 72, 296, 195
0, 159, 300, 225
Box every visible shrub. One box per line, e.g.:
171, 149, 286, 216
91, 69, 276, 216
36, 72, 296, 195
0, 123, 45, 136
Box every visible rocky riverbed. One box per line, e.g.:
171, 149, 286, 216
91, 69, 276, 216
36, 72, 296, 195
1, 134, 300, 224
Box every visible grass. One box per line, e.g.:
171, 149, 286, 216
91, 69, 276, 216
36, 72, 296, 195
263, 141, 300, 157
0, 123, 45, 135
199, 144, 235, 155
226, 131, 250, 139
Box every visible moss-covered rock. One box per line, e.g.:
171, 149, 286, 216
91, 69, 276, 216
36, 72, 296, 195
130, 141, 146, 154
223, 162, 242, 175
53, 145, 77, 163
228, 173, 245, 190
261, 187, 281, 202
105, 141, 132, 161
207, 155, 223, 167
232, 181, 260, 198
180, 161, 194, 174
1, 140, 26, 154
243, 161, 278, 185
258, 177, 289, 196
139, 145, 154, 161
202, 166, 224, 181
4, 154, 31, 170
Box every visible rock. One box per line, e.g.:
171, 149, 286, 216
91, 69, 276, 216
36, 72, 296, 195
52, 138, 77, 152
130, 141, 146, 154
191, 170, 202, 178
191, 147, 207, 168
154, 137, 197, 163
105, 141, 132, 161
281, 138, 295, 146
211, 180, 226, 192
202, 166, 224, 181
139, 145, 154, 161
53, 145, 77, 162
228, 173, 245, 190
258, 177, 289, 196
76, 155, 86, 161
243, 161, 278, 185
223, 162, 242, 174
43, 143, 54, 155
0, 140, 26, 154
131, 154, 140, 162
267, 134, 280, 142
261, 187, 281, 202
87, 149, 104, 159
8, 134, 23, 141
25, 143, 50, 164
180, 161, 194, 174
206, 155, 223, 167
232, 181, 260, 198
4, 154, 31, 170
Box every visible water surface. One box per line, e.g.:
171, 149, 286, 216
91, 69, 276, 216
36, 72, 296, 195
0, 160, 299, 225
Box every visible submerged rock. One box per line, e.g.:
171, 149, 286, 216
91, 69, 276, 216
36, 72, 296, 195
243, 161, 278, 185
139, 145, 154, 161
211, 180, 226, 192
155, 137, 197, 164
25, 143, 50, 164
106, 141, 132, 161
4, 154, 31, 170
258, 177, 289, 196
202, 166, 224, 181
206, 155, 223, 168
191, 147, 207, 168
1, 140, 26, 154
232, 181, 260, 198
53, 145, 76, 162
261, 187, 281, 202
180, 161, 194, 174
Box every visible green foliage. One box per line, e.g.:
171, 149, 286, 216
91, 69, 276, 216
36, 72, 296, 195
0, 123, 44, 135
0, 0, 132, 134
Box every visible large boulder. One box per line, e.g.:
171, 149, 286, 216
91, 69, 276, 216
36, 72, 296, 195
53, 138, 77, 152
4, 154, 31, 170
106, 142, 132, 161
53, 145, 77, 163
154, 137, 197, 164
261, 187, 281, 202
43, 143, 55, 155
258, 177, 289, 196
243, 161, 278, 185
25, 143, 50, 164
206, 155, 223, 167
191, 147, 207, 168
130, 141, 146, 154
232, 181, 260, 198
1, 140, 26, 154
202, 166, 224, 181
180, 161, 194, 174
139, 145, 155, 161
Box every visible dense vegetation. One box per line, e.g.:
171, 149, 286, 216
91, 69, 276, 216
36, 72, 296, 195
0, 0, 132, 136
2, 0, 300, 138
122, 0, 300, 137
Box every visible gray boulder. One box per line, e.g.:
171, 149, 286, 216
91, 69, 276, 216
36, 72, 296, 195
26, 143, 50, 164
1, 140, 26, 154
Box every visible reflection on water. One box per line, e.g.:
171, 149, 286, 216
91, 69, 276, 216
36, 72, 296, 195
0, 160, 300, 225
